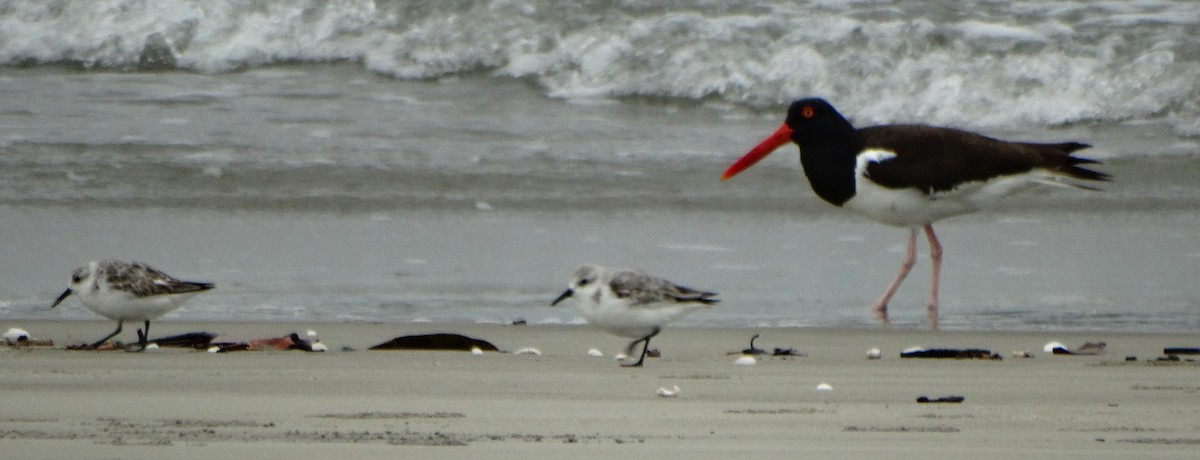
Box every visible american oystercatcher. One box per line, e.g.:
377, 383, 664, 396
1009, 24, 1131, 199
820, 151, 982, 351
720, 98, 1109, 330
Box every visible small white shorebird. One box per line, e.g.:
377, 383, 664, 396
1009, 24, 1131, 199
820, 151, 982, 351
551, 264, 718, 367
51, 260, 215, 348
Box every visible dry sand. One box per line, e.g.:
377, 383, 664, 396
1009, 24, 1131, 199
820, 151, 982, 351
2, 320, 1198, 459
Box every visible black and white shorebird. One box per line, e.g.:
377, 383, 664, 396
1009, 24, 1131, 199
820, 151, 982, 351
51, 260, 215, 348
721, 98, 1109, 330
551, 264, 718, 367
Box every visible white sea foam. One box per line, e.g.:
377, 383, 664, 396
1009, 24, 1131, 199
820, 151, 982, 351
0, 1, 1195, 135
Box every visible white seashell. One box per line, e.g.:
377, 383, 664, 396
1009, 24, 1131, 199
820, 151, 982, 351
514, 347, 542, 356
587, 348, 603, 357
866, 347, 882, 359
656, 385, 681, 398
1043, 341, 1066, 353
143, 343, 160, 351
470, 346, 484, 355
306, 329, 318, 338
1012, 350, 1032, 358
734, 355, 757, 366
4, 327, 30, 345
816, 383, 833, 391
614, 353, 629, 361
310, 342, 328, 352
207, 346, 221, 353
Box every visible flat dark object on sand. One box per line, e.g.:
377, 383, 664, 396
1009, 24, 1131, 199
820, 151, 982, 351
901, 348, 999, 359
1164, 347, 1200, 355
147, 332, 218, 348
369, 333, 500, 351
1052, 342, 1106, 355
917, 396, 965, 403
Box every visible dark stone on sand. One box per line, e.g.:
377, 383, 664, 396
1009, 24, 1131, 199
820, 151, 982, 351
369, 333, 500, 352
917, 396, 965, 403
1164, 347, 1200, 355
901, 348, 1000, 360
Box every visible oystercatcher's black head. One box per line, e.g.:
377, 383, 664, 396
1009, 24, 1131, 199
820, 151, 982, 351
784, 98, 855, 144
722, 97, 856, 181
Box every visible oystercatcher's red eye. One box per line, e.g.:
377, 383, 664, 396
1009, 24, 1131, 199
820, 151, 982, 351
801, 106, 815, 118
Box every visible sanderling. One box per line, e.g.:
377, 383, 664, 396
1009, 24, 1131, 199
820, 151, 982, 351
51, 260, 215, 349
550, 264, 718, 367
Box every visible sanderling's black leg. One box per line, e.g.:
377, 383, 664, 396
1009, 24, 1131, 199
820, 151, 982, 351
91, 320, 124, 349
134, 320, 152, 346
622, 327, 661, 368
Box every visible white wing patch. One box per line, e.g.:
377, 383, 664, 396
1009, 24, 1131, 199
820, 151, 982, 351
855, 148, 897, 175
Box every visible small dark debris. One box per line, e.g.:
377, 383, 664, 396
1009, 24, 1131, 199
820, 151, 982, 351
285, 333, 316, 351
742, 334, 766, 356
1156, 355, 1181, 362
212, 343, 249, 353
1163, 347, 1200, 355
916, 396, 965, 403
772, 347, 806, 357
1053, 342, 1106, 355
735, 334, 804, 357
901, 348, 1000, 360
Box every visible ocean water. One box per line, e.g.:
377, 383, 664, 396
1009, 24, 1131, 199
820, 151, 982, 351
1, 0, 1198, 332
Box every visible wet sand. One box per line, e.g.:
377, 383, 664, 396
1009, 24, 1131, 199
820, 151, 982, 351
2, 320, 1198, 459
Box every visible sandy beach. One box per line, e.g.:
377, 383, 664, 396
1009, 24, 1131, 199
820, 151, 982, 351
2, 320, 1198, 459
3, 3, 1199, 459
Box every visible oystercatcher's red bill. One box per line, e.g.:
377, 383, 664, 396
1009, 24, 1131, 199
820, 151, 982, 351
720, 122, 794, 181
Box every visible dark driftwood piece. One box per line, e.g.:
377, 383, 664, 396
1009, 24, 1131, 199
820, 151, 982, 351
369, 333, 500, 352
148, 332, 219, 348
1164, 347, 1200, 355
1051, 342, 1106, 355
901, 348, 1000, 360
917, 396, 965, 403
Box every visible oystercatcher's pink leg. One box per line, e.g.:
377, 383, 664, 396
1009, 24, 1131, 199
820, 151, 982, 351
923, 224, 942, 331
871, 227, 918, 325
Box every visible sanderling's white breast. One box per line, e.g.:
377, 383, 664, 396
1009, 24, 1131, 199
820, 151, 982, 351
551, 264, 717, 367
51, 260, 215, 349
